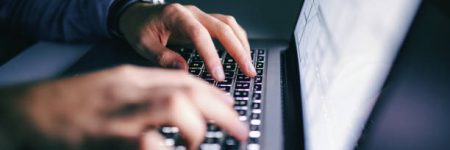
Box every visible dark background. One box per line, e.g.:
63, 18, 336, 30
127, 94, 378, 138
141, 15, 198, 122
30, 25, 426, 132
1, 0, 302, 66
167, 0, 302, 40
358, 1, 450, 150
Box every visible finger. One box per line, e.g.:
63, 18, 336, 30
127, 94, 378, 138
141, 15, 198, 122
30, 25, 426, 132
107, 66, 199, 90
185, 82, 248, 141
202, 83, 234, 106
167, 91, 206, 150
141, 130, 171, 150
187, 7, 256, 77
134, 38, 188, 70
167, 6, 225, 81
103, 103, 168, 138
210, 14, 251, 53
210, 14, 253, 76
102, 87, 175, 138
155, 46, 189, 70
106, 66, 232, 105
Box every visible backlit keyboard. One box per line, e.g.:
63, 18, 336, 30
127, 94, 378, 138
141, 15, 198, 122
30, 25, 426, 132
160, 48, 266, 150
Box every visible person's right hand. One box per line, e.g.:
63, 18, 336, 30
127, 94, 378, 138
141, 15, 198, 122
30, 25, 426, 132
20, 65, 247, 149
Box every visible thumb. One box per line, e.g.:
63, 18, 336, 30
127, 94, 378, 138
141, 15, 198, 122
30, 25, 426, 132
136, 42, 188, 71
157, 48, 189, 70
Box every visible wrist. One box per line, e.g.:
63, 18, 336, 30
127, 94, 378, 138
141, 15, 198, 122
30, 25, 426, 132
108, 0, 165, 39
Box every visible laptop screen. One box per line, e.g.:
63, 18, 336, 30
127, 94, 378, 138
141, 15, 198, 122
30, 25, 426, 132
293, 0, 421, 149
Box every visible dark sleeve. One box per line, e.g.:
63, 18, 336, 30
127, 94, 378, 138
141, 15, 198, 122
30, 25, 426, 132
0, 0, 115, 42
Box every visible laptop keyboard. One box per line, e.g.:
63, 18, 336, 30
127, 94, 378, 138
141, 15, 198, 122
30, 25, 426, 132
160, 48, 267, 150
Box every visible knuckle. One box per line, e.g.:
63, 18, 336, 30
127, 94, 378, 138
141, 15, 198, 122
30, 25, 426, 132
114, 64, 136, 75
166, 90, 186, 107
164, 3, 184, 13
179, 72, 197, 83
223, 15, 236, 24
185, 5, 198, 11
218, 24, 233, 34
188, 24, 207, 37
168, 90, 182, 100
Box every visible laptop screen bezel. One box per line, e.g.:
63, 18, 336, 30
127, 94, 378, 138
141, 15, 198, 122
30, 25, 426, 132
281, 0, 306, 149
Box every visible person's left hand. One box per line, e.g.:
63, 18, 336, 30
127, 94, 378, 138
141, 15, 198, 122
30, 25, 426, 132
119, 3, 257, 81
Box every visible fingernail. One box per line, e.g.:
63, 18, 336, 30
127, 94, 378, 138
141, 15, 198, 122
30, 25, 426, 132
213, 66, 225, 81
247, 61, 256, 75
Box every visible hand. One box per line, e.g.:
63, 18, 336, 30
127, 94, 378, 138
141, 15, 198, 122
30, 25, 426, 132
19, 65, 248, 149
119, 3, 257, 81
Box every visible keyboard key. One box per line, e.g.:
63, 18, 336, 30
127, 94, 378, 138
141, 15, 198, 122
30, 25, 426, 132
207, 124, 221, 132
236, 75, 251, 82
254, 84, 262, 91
189, 62, 203, 68
237, 110, 247, 116
237, 70, 245, 75
250, 125, 260, 131
224, 71, 235, 78
251, 103, 261, 109
189, 68, 201, 76
164, 138, 175, 146
224, 57, 235, 64
205, 79, 215, 84
234, 100, 248, 106
233, 91, 249, 98
256, 69, 263, 75
257, 56, 264, 62
217, 86, 231, 93
256, 62, 264, 69
248, 144, 260, 150
222, 137, 239, 150
192, 54, 202, 62
161, 126, 179, 133
257, 49, 265, 55
223, 64, 236, 71
255, 76, 263, 83
249, 131, 261, 138
235, 83, 250, 89
218, 77, 233, 85
204, 137, 220, 144
250, 113, 261, 120
253, 93, 262, 100
249, 138, 259, 144
201, 144, 221, 150
205, 131, 224, 139
202, 72, 213, 79
179, 48, 194, 53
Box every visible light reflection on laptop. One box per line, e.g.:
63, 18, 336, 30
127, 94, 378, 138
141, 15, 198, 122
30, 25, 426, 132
294, 0, 421, 149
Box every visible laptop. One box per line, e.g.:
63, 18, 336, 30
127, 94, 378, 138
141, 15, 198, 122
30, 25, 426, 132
141, 0, 425, 149
3, 0, 448, 149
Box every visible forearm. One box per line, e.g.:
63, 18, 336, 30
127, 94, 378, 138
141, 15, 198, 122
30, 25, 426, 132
0, 0, 114, 42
